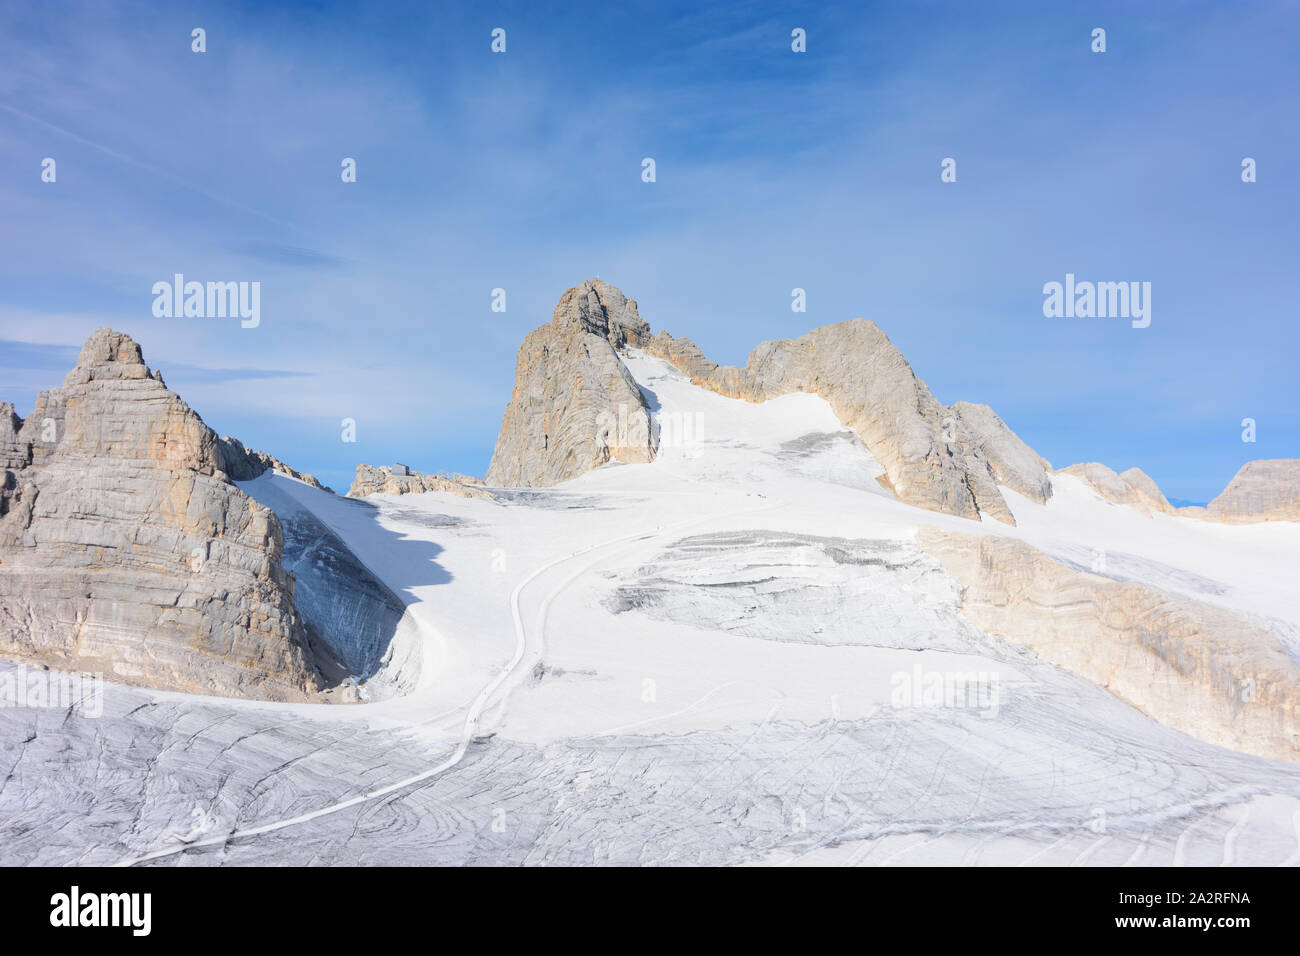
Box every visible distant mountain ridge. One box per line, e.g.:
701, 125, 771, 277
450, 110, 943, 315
486, 279, 1300, 526
487, 279, 1054, 524
2, 284, 1296, 708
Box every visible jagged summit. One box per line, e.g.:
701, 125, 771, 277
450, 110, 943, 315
487, 279, 1300, 530
552, 278, 652, 348
65, 328, 152, 381
0, 328, 332, 700
485, 280, 658, 487
488, 280, 1055, 525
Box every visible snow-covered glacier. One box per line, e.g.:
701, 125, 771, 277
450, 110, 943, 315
2, 350, 1299, 866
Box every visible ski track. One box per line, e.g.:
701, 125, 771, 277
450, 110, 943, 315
0, 350, 1297, 866
115, 499, 774, 866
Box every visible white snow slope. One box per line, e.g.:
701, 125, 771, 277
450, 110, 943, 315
2, 349, 1298, 866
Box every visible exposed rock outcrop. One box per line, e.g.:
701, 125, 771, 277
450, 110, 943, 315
1205, 459, 1300, 524
1117, 467, 1174, 512
486, 280, 658, 487
348, 463, 493, 500
950, 401, 1053, 505
1053, 458, 1300, 526
217, 436, 328, 491
486, 280, 1060, 524
0, 403, 26, 470
644, 321, 1035, 523
490, 279, 1300, 534
918, 527, 1300, 764
1057, 462, 1174, 514
0, 329, 329, 701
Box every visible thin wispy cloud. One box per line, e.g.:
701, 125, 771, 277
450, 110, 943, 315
0, 101, 309, 233
237, 241, 352, 271
0, 0, 1295, 501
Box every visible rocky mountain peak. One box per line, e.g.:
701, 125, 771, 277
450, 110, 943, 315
1206, 459, 1300, 523
486, 280, 658, 487
1057, 462, 1174, 515
552, 279, 652, 349
489, 280, 1059, 525
64, 328, 150, 385
641, 314, 1051, 524
0, 328, 331, 701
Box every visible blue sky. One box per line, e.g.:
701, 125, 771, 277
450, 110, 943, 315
1, 0, 1296, 501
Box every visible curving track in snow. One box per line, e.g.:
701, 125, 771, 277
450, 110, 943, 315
117, 500, 770, 866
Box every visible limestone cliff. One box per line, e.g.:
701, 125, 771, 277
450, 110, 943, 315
1205, 459, 1300, 524
950, 402, 1053, 505
485, 280, 658, 487
643, 322, 1047, 523
489, 280, 1056, 525
0, 330, 329, 701
217, 435, 329, 491
919, 527, 1300, 764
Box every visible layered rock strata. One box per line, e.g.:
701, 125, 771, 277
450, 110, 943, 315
918, 527, 1300, 763
644, 322, 1051, 523
490, 280, 1055, 524
1205, 459, 1300, 524
217, 436, 328, 490
486, 280, 658, 487
0, 330, 328, 701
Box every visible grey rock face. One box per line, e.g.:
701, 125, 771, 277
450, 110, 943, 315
216, 435, 328, 490
0, 329, 328, 701
951, 402, 1053, 505
555, 278, 651, 349
919, 527, 1300, 764
1058, 462, 1174, 514
0, 402, 26, 470
1206, 459, 1300, 524
485, 280, 658, 487
646, 320, 1029, 524
487, 280, 1056, 524
348, 463, 493, 500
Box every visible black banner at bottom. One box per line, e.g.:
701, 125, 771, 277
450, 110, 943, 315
0, 865, 1284, 943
